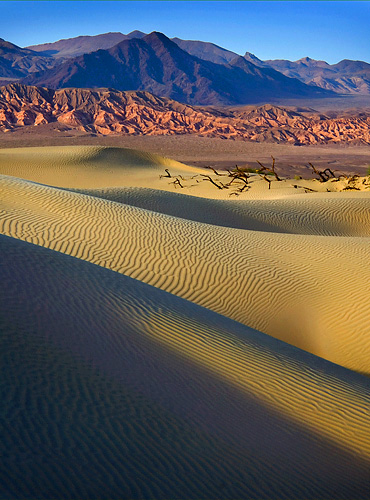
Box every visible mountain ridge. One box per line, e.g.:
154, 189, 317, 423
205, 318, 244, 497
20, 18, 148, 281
20, 31, 333, 106
245, 54, 370, 95
1, 83, 369, 145
0, 38, 55, 79
2, 31, 369, 97
26, 31, 146, 59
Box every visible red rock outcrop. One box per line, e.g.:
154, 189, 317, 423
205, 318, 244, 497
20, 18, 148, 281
1, 84, 370, 145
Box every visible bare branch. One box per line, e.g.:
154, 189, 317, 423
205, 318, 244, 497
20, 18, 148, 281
201, 174, 224, 190
206, 166, 225, 176
160, 168, 171, 178
292, 184, 317, 192
256, 157, 281, 181
170, 177, 184, 188
259, 173, 272, 189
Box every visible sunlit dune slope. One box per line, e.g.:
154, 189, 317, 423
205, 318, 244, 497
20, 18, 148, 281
1, 174, 370, 373
0, 145, 204, 189
0, 145, 369, 200
1, 235, 370, 500
76, 186, 370, 236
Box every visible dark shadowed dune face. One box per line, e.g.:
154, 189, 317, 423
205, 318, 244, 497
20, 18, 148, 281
1, 234, 370, 499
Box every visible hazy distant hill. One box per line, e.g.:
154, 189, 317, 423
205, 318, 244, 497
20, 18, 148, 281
243, 53, 370, 95
0, 38, 55, 79
27, 31, 238, 65
26, 31, 146, 59
21, 32, 333, 105
171, 38, 238, 65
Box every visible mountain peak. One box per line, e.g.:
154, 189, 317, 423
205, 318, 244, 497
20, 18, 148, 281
143, 31, 182, 53
244, 51, 261, 60
230, 55, 257, 67
295, 56, 331, 68
127, 30, 146, 39
0, 38, 21, 50
296, 56, 324, 65
144, 31, 171, 43
243, 52, 265, 67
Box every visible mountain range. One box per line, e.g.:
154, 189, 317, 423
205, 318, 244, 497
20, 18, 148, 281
26, 30, 370, 97
26, 30, 240, 65
1, 83, 369, 144
0, 38, 55, 79
1, 31, 369, 106
20, 32, 332, 106
243, 53, 370, 95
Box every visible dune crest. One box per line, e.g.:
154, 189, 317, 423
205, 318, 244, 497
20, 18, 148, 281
0, 145, 204, 189
1, 143, 370, 499
1, 145, 369, 198
76, 186, 370, 236
1, 172, 370, 373
1, 235, 370, 499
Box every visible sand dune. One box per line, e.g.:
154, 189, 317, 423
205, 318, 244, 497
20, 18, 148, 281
1, 145, 370, 498
0, 145, 204, 189
76, 186, 370, 236
1, 235, 370, 499
1, 173, 370, 373
1, 145, 369, 198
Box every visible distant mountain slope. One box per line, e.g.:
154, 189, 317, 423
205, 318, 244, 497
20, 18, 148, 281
244, 53, 370, 95
1, 84, 369, 144
20, 31, 370, 96
21, 32, 333, 105
171, 37, 238, 65
26, 31, 146, 59
0, 38, 55, 79
28, 31, 238, 65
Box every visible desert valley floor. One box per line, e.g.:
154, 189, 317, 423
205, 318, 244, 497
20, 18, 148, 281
1, 144, 370, 499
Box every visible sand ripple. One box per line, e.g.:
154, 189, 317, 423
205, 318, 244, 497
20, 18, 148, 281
1, 174, 370, 373
1, 235, 370, 499
77, 186, 370, 236
1, 145, 370, 499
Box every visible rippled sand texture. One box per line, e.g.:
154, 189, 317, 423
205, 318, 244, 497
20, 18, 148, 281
1, 172, 370, 372
1, 235, 370, 500
1, 146, 370, 499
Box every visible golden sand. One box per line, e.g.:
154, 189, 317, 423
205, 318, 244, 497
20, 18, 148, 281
1, 145, 370, 499
1, 166, 369, 372
1, 234, 370, 499
0, 145, 204, 189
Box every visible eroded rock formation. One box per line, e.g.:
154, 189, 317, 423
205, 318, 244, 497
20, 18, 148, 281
1, 84, 370, 145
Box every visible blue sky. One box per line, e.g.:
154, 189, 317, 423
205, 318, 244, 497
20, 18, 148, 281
1, 1, 369, 63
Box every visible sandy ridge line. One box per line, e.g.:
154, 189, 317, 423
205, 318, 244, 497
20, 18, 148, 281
1, 174, 370, 374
